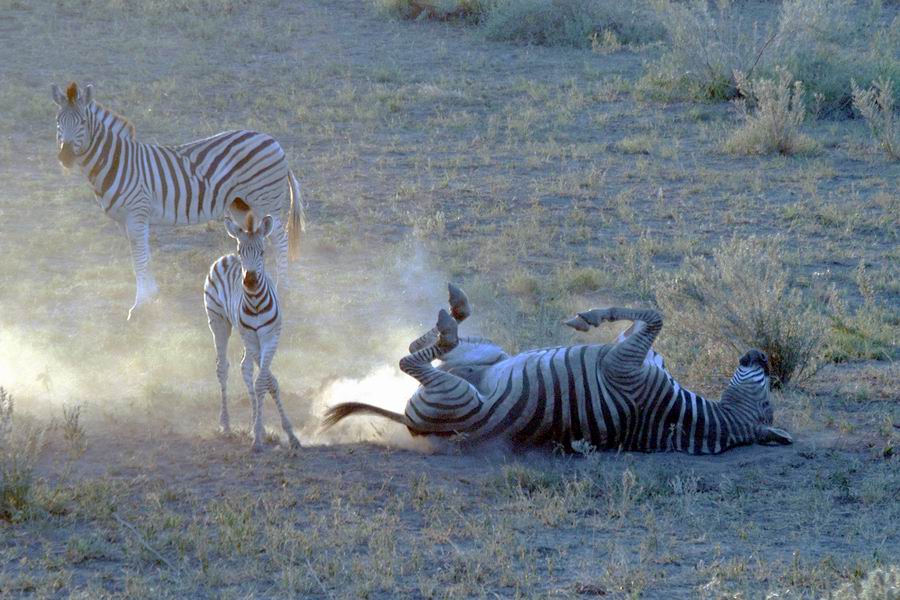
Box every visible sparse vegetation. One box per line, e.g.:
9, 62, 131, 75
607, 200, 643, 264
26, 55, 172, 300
2, 0, 898, 596
481, 0, 663, 47
642, 0, 900, 108
375, 0, 488, 21
725, 68, 818, 155
852, 77, 900, 160
825, 262, 899, 363
376, 0, 664, 47
656, 236, 826, 388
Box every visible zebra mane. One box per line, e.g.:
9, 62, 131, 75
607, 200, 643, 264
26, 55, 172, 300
90, 101, 136, 140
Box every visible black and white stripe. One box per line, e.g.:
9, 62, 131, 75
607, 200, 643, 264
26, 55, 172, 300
53, 82, 304, 320
323, 287, 793, 454
204, 211, 299, 451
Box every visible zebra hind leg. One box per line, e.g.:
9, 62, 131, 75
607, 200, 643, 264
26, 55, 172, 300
262, 369, 301, 449
241, 350, 263, 451
409, 283, 471, 353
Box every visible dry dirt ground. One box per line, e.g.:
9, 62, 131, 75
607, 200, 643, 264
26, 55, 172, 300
0, 1, 898, 598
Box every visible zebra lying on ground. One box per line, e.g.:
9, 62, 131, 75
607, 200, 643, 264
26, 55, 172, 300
323, 284, 793, 454
52, 82, 305, 320
204, 207, 300, 451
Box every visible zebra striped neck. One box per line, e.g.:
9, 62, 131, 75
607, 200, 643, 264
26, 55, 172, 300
76, 104, 139, 199
730, 366, 768, 388
637, 367, 764, 454
88, 102, 135, 141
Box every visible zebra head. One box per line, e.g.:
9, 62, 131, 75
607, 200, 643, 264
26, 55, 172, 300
735, 349, 794, 446
52, 82, 93, 168
224, 208, 274, 289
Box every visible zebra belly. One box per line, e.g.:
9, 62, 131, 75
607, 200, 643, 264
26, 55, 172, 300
464, 345, 625, 449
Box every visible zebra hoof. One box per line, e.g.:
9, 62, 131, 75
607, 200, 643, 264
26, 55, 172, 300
448, 283, 471, 322
287, 435, 302, 450
436, 309, 458, 351
565, 316, 591, 332
251, 441, 265, 453
577, 309, 609, 327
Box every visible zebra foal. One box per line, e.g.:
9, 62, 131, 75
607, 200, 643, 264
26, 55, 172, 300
323, 284, 793, 454
52, 82, 305, 320
204, 208, 299, 451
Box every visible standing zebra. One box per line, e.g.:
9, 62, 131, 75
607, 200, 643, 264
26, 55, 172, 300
204, 209, 300, 451
52, 82, 305, 319
323, 284, 793, 454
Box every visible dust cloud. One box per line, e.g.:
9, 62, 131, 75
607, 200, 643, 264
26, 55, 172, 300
1, 232, 467, 452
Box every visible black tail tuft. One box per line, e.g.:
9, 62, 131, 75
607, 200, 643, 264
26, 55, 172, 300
321, 402, 410, 430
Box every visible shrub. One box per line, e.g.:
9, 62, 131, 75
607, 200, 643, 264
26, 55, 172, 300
852, 77, 900, 160
643, 0, 899, 109
724, 68, 818, 155
0, 388, 44, 521
481, 0, 663, 48
655, 236, 826, 388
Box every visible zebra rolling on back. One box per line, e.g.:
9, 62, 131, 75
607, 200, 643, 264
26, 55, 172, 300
204, 208, 299, 451
52, 82, 305, 320
323, 284, 793, 454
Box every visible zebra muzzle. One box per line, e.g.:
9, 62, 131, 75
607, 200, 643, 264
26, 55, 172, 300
243, 271, 258, 288
58, 143, 76, 168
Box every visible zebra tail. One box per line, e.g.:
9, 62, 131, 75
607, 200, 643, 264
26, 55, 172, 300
320, 402, 411, 430
287, 170, 305, 261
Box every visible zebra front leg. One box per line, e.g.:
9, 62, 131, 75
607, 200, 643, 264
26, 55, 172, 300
209, 316, 232, 433
566, 307, 664, 374
241, 349, 263, 451
124, 216, 159, 320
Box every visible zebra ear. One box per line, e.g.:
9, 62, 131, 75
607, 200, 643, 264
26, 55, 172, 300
52, 84, 66, 106
82, 84, 94, 105
260, 215, 275, 238
224, 216, 242, 239
757, 426, 793, 445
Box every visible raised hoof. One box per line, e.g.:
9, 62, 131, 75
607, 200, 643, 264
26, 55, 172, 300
436, 309, 458, 351
447, 283, 471, 322
577, 309, 609, 327
565, 316, 591, 332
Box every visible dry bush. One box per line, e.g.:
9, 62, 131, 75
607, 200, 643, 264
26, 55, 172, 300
0, 388, 44, 521
375, 0, 488, 21
655, 236, 826, 389
852, 77, 900, 160
827, 565, 900, 600
644, 0, 898, 108
725, 68, 818, 156
481, 0, 663, 48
